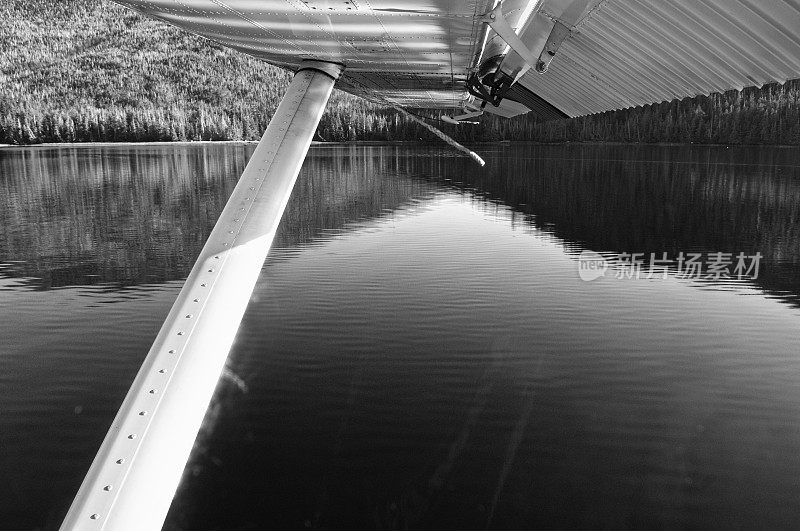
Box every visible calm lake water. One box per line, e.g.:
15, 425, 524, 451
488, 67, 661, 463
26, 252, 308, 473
2, 143, 800, 529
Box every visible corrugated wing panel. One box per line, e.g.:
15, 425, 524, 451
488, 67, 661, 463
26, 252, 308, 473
517, 0, 800, 117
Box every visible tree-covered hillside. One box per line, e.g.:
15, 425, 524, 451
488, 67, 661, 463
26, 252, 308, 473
0, 0, 404, 143
1, 0, 798, 145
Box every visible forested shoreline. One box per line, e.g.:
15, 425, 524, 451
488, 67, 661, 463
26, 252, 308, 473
2, 0, 799, 146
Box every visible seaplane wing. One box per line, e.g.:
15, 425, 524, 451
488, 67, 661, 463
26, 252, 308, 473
63, 2, 800, 529
114, 0, 800, 120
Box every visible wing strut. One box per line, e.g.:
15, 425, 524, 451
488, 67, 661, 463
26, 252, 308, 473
61, 59, 343, 530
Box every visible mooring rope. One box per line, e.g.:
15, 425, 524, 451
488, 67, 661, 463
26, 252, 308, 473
393, 106, 486, 167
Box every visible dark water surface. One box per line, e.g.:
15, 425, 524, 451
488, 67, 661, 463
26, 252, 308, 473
2, 143, 800, 529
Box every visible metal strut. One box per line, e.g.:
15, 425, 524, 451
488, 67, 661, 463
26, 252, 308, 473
61, 59, 343, 530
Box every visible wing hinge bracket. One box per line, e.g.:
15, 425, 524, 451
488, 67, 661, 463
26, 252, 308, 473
480, 2, 570, 75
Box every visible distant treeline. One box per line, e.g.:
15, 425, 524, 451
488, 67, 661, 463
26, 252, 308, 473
2, 0, 799, 145
462, 80, 800, 145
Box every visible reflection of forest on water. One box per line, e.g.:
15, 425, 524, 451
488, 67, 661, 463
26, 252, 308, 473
1, 143, 798, 304
0, 145, 437, 289
423, 144, 800, 305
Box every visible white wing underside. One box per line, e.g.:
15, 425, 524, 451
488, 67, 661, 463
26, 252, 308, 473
117, 0, 800, 117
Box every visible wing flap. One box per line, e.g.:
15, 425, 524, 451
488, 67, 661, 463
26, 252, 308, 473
505, 0, 800, 118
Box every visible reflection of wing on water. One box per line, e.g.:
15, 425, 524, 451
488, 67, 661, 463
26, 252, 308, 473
62, 2, 800, 528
